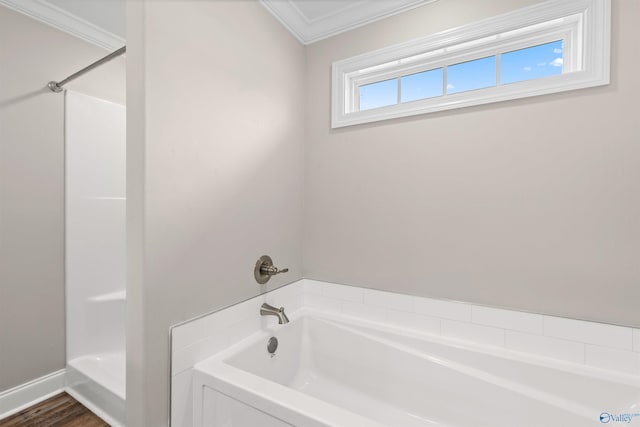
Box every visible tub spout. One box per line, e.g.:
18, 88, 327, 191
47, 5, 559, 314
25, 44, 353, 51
260, 303, 289, 324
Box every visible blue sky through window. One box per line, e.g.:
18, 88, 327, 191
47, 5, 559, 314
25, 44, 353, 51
500, 40, 564, 84
401, 68, 443, 103
359, 40, 566, 111
359, 78, 397, 111
447, 56, 496, 94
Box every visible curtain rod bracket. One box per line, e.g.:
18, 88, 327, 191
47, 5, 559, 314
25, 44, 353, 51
48, 81, 63, 93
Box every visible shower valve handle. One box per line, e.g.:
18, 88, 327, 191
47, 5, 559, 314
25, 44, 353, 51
254, 255, 288, 284
260, 265, 289, 276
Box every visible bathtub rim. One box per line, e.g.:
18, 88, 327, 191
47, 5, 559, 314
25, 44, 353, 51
199, 307, 640, 388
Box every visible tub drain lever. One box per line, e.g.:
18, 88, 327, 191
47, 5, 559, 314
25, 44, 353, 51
254, 255, 288, 284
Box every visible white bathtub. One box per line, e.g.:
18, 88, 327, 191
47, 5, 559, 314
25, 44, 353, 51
193, 310, 640, 427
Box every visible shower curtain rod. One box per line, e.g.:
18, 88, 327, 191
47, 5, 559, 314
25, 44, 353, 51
48, 46, 126, 93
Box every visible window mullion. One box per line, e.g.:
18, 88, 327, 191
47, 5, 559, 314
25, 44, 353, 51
443, 66, 448, 95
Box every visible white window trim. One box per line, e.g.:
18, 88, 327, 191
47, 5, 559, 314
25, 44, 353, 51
331, 0, 611, 128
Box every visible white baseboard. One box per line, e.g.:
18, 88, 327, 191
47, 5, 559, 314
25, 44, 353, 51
0, 369, 66, 420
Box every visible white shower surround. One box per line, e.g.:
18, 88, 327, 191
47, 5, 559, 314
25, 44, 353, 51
171, 279, 640, 426
65, 91, 126, 426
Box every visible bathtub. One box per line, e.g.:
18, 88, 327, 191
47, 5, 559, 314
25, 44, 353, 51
193, 310, 640, 427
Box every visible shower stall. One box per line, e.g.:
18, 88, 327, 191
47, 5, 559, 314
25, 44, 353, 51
64, 90, 126, 426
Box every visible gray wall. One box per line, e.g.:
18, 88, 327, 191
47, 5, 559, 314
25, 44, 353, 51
0, 5, 125, 392
304, 0, 640, 327
126, 1, 305, 425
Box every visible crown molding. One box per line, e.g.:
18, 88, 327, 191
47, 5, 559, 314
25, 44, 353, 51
260, 0, 439, 45
0, 0, 125, 50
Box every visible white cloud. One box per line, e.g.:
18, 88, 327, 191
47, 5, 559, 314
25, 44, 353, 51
446, 83, 455, 89
553, 48, 563, 54
523, 66, 532, 72
549, 57, 563, 67
537, 62, 547, 67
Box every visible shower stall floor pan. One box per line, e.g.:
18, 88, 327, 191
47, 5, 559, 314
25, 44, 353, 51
69, 352, 125, 399
67, 352, 125, 427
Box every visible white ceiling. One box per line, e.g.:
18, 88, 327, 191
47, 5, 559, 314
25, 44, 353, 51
0, 0, 437, 50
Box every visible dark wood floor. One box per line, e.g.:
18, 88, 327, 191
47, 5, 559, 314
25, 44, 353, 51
0, 393, 109, 427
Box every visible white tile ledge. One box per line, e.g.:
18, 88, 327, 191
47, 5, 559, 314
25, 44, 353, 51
171, 279, 640, 380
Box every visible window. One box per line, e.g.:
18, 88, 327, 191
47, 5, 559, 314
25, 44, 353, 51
331, 0, 610, 128
400, 69, 443, 103
447, 56, 496, 94
500, 40, 564, 84
359, 78, 397, 111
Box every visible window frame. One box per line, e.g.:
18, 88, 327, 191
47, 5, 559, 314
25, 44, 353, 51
331, 0, 611, 128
